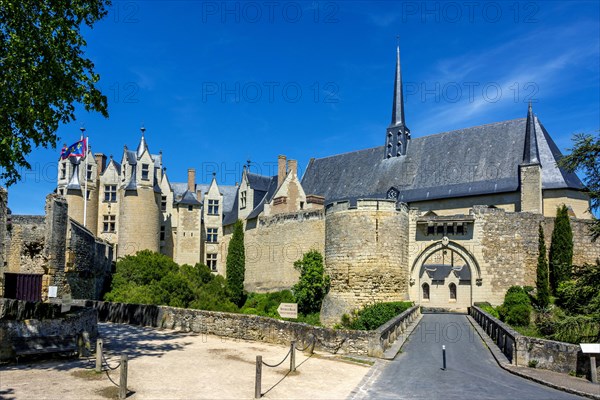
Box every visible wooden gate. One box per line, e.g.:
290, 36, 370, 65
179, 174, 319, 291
4, 273, 42, 302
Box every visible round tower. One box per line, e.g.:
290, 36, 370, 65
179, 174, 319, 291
117, 135, 161, 257
117, 186, 161, 257
321, 199, 410, 326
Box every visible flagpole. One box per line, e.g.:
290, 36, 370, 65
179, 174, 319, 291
82, 130, 88, 229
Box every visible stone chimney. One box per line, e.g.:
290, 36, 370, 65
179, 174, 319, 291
277, 155, 287, 187
288, 160, 298, 177
187, 168, 196, 192
95, 153, 107, 175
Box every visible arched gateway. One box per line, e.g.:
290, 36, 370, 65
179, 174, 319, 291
410, 240, 481, 310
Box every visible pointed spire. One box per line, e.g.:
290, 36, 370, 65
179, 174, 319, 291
137, 126, 148, 158
390, 43, 406, 128
522, 102, 540, 165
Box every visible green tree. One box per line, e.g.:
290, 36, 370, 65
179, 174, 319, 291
226, 220, 246, 306
558, 132, 600, 241
292, 250, 330, 314
0, 1, 110, 185
536, 224, 550, 308
549, 205, 573, 293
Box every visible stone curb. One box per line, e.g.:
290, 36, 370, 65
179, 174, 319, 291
467, 315, 600, 400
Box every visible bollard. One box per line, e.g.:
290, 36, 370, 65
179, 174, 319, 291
290, 341, 296, 372
591, 355, 597, 384
119, 354, 128, 400
255, 355, 262, 399
95, 339, 103, 373
442, 345, 447, 370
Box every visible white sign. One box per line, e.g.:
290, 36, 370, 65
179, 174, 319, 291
61, 293, 72, 313
48, 286, 58, 298
580, 343, 600, 354
277, 303, 298, 319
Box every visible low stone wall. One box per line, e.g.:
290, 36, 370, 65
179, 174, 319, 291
470, 306, 599, 379
0, 298, 98, 361
77, 300, 419, 357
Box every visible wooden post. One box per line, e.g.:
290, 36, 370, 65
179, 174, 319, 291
590, 355, 597, 384
95, 339, 103, 373
255, 355, 262, 399
290, 341, 296, 372
119, 354, 128, 399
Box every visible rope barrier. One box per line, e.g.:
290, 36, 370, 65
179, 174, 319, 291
102, 352, 122, 371
295, 337, 316, 352
105, 369, 121, 387
261, 348, 292, 368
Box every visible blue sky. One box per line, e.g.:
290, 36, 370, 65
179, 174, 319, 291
7, 0, 600, 214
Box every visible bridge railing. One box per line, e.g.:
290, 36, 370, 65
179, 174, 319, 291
469, 306, 521, 364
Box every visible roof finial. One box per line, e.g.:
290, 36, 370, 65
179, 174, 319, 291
396, 34, 400, 48
140, 125, 146, 136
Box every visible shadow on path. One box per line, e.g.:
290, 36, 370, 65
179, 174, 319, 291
0, 322, 193, 373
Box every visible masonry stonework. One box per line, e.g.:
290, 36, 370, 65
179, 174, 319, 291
321, 200, 409, 325
243, 210, 325, 292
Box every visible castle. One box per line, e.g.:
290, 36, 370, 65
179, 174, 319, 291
34, 47, 600, 322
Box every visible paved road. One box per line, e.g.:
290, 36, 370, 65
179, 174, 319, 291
356, 313, 584, 400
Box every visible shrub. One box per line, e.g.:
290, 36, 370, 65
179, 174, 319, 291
226, 219, 246, 307
552, 315, 600, 343
105, 251, 239, 312
479, 304, 499, 319
504, 304, 531, 326
292, 250, 330, 315
240, 290, 295, 318
528, 360, 538, 368
343, 302, 413, 331
498, 286, 532, 326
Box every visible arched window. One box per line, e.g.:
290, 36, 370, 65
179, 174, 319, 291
422, 283, 430, 301
449, 283, 457, 301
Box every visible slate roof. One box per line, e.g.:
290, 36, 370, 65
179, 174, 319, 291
301, 117, 583, 204
171, 182, 238, 214
247, 176, 279, 219
419, 264, 471, 281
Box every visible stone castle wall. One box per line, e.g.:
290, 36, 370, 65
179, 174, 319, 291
242, 210, 325, 292
1, 192, 112, 301
321, 200, 410, 325
66, 220, 113, 300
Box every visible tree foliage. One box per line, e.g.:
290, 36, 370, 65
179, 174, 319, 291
226, 220, 246, 307
104, 250, 237, 311
0, 1, 110, 185
292, 250, 330, 314
536, 224, 550, 308
549, 205, 573, 293
558, 132, 600, 241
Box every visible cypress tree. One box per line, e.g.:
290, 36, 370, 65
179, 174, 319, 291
549, 205, 574, 293
226, 219, 245, 306
536, 224, 550, 308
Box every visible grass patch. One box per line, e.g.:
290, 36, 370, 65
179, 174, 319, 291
340, 356, 375, 366
72, 369, 103, 381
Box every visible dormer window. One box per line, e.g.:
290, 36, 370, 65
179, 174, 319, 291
208, 199, 219, 215
240, 191, 247, 209
141, 164, 149, 180
60, 163, 66, 180
122, 165, 126, 182
86, 164, 93, 180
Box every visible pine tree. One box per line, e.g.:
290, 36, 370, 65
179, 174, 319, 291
536, 224, 550, 308
549, 205, 574, 293
226, 219, 246, 306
